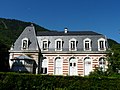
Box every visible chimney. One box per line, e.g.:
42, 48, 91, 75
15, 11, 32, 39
64, 28, 68, 33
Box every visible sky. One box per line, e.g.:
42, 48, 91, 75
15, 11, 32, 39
0, 0, 120, 43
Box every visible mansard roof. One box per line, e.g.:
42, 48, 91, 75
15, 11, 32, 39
36, 31, 102, 36
11, 25, 39, 51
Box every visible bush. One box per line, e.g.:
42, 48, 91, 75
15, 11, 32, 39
0, 72, 120, 89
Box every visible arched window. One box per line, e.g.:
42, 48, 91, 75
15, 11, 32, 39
99, 57, 105, 71
98, 38, 106, 51
41, 59, 48, 74
83, 38, 92, 51
69, 57, 78, 75
69, 38, 77, 51
22, 37, 29, 50
84, 57, 92, 75
55, 39, 63, 51
54, 57, 63, 75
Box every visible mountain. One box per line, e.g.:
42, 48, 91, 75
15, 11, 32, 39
0, 18, 50, 71
0, 18, 119, 72
0, 18, 119, 50
107, 39, 119, 47
0, 18, 49, 49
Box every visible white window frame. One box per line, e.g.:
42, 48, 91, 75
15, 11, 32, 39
54, 57, 63, 75
69, 38, 77, 51
83, 38, 91, 51
41, 59, 48, 74
21, 37, 29, 50
55, 39, 62, 51
42, 39, 49, 51
98, 38, 106, 51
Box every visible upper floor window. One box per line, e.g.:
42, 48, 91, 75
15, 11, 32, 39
98, 38, 106, 51
55, 39, 62, 51
42, 39, 49, 51
83, 38, 92, 51
69, 38, 77, 51
22, 38, 28, 50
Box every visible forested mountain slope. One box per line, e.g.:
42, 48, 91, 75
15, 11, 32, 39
0, 18, 119, 72
0, 18, 49, 50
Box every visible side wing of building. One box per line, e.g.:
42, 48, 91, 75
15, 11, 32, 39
9, 25, 40, 74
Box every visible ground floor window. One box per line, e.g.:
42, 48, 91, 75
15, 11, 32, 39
54, 57, 63, 75
99, 57, 105, 71
69, 57, 78, 76
41, 68, 47, 74
41, 59, 48, 74
84, 57, 91, 75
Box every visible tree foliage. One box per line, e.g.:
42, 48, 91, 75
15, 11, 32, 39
107, 44, 120, 75
0, 18, 50, 72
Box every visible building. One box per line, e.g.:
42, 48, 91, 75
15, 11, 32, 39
9, 25, 108, 76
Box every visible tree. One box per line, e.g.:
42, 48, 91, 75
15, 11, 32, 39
107, 44, 120, 74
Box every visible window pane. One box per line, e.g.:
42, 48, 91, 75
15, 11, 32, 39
45, 68, 47, 73
56, 41, 61, 50
43, 41, 48, 50
41, 68, 47, 74
100, 41, 104, 49
71, 41, 75, 50
23, 40, 27, 49
85, 41, 89, 50
74, 63, 76, 66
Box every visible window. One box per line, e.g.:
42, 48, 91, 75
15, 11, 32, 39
55, 57, 63, 75
84, 38, 91, 51
85, 41, 89, 50
99, 58, 105, 71
98, 38, 106, 51
42, 40, 48, 51
100, 41, 104, 49
56, 41, 61, 50
41, 59, 48, 74
55, 39, 62, 51
69, 38, 77, 51
22, 38, 28, 50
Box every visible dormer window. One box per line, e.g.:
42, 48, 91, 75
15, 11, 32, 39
69, 38, 77, 51
22, 38, 29, 50
55, 39, 62, 51
98, 38, 106, 51
42, 39, 49, 51
84, 38, 92, 51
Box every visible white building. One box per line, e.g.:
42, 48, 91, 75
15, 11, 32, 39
9, 25, 108, 76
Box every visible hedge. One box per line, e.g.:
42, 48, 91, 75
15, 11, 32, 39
0, 72, 120, 90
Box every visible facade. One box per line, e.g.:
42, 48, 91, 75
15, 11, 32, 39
9, 25, 108, 76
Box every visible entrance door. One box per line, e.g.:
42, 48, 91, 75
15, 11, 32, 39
69, 58, 78, 75
55, 58, 63, 75
84, 57, 91, 75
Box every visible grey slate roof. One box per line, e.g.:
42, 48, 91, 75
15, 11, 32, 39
37, 31, 102, 36
11, 25, 39, 51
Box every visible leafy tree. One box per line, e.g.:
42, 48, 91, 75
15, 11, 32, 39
107, 44, 120, 75
0, 18, 50, 72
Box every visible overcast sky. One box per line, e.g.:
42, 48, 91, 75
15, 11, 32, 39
0, 0, 120, 43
